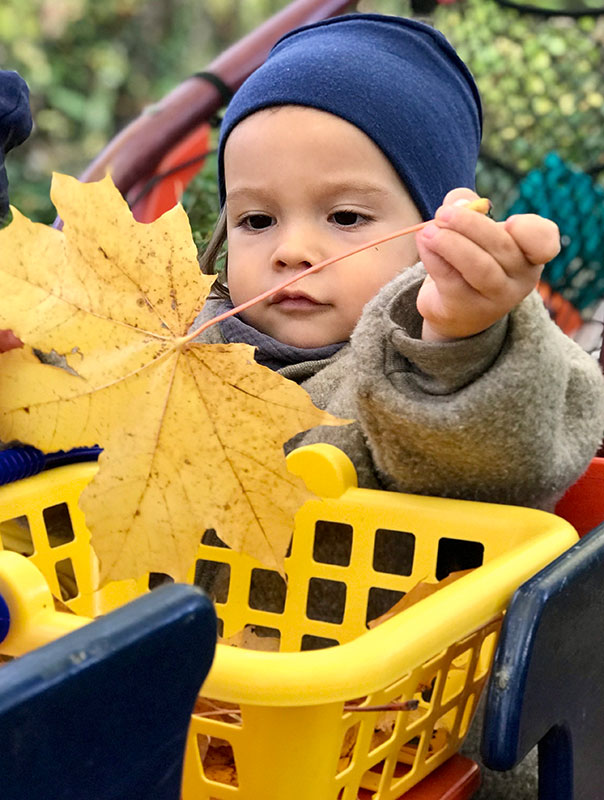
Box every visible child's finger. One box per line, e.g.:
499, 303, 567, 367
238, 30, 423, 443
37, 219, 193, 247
440, 187, 480, 208
416, 231, 470, 287
418, 224, 514, 298
504, 214, 561, 265
431, 205, 531, 279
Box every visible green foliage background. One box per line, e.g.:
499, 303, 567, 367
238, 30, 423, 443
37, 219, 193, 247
2, 0, 293, 222
3, 0, 604, 237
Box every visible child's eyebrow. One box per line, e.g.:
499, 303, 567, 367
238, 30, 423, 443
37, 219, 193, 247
226, 187, 273, 204
226, 182, 391, 204
316, 181, 391, 200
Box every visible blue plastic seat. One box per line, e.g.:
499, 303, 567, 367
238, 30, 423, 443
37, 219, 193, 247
480, 521, 604, 799
0, 582, 216, 800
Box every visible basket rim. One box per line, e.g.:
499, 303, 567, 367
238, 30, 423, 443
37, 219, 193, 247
202, 519, 576, 706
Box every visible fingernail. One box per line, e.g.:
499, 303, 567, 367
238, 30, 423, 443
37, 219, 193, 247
436, 207, 453, 223
453, 198, 471, 207
422, 222, 438, 239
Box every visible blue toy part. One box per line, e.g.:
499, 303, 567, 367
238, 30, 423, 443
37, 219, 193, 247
0, 593, 8, 643
481, 521, 604, 800
0, 70, 32, 226
0, 582, 216, 800
0, 445, 102, 486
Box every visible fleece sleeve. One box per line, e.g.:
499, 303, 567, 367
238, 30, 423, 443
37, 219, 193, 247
350, 263, 604, 510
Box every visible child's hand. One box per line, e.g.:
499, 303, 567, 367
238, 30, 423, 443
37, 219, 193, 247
0, 329, 22, 353
415, 188, 560, 342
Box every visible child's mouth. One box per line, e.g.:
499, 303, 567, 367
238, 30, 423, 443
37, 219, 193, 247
269, 291, 323, 310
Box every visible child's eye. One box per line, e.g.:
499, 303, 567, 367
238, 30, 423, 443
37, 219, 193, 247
241, 213, 274, 230
331, 210, 370, 227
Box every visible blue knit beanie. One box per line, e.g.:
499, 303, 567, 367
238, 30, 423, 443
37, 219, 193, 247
218, 13, 482, 221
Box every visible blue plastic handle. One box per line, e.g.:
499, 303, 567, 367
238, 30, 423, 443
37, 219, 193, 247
0, 594, 9, 644
0, 445, 102, 486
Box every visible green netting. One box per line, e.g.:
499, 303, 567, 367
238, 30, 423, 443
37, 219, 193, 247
430, 0, 604, 181
507, 153, 604, 311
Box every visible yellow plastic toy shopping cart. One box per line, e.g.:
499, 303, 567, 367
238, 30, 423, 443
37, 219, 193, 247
0, 442, 577, 799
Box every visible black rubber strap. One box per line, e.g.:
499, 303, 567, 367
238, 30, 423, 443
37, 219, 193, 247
193, 71, 234, 105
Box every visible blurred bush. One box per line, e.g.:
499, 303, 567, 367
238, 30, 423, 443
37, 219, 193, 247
432, 0, 604, 216
1, 0, 289, 222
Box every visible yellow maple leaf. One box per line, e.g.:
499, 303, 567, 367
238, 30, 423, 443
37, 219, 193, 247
0, 173, 347, 583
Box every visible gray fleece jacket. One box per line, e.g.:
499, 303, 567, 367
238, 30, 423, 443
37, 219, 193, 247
195, 263, 604, 512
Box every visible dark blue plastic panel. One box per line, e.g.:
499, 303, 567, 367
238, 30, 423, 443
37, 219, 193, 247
0, 582, 216, 800
481, 522, 604, 800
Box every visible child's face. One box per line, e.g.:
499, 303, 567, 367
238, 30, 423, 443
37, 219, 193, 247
224, 106, 422, 348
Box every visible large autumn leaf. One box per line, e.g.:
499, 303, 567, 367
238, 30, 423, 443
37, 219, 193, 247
0, 173, 347, 583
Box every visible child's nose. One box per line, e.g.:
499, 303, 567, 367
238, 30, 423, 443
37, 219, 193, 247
271, 227, 317, 271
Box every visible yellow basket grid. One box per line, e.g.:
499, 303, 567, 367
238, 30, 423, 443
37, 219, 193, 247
0, 443, 578, 800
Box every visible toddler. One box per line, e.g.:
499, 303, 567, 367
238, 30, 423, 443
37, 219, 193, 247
194, 13, 604, 512
193, 18, 604, 796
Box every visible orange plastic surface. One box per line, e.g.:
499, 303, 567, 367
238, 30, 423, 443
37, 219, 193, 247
555, 456, 604, 537
130, 122, 211, 222
537, 281, 583, 336
357, 755, 480, 800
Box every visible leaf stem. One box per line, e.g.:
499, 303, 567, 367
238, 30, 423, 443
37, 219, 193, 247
343, 699, 419, 712
185, 198, 490, 343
